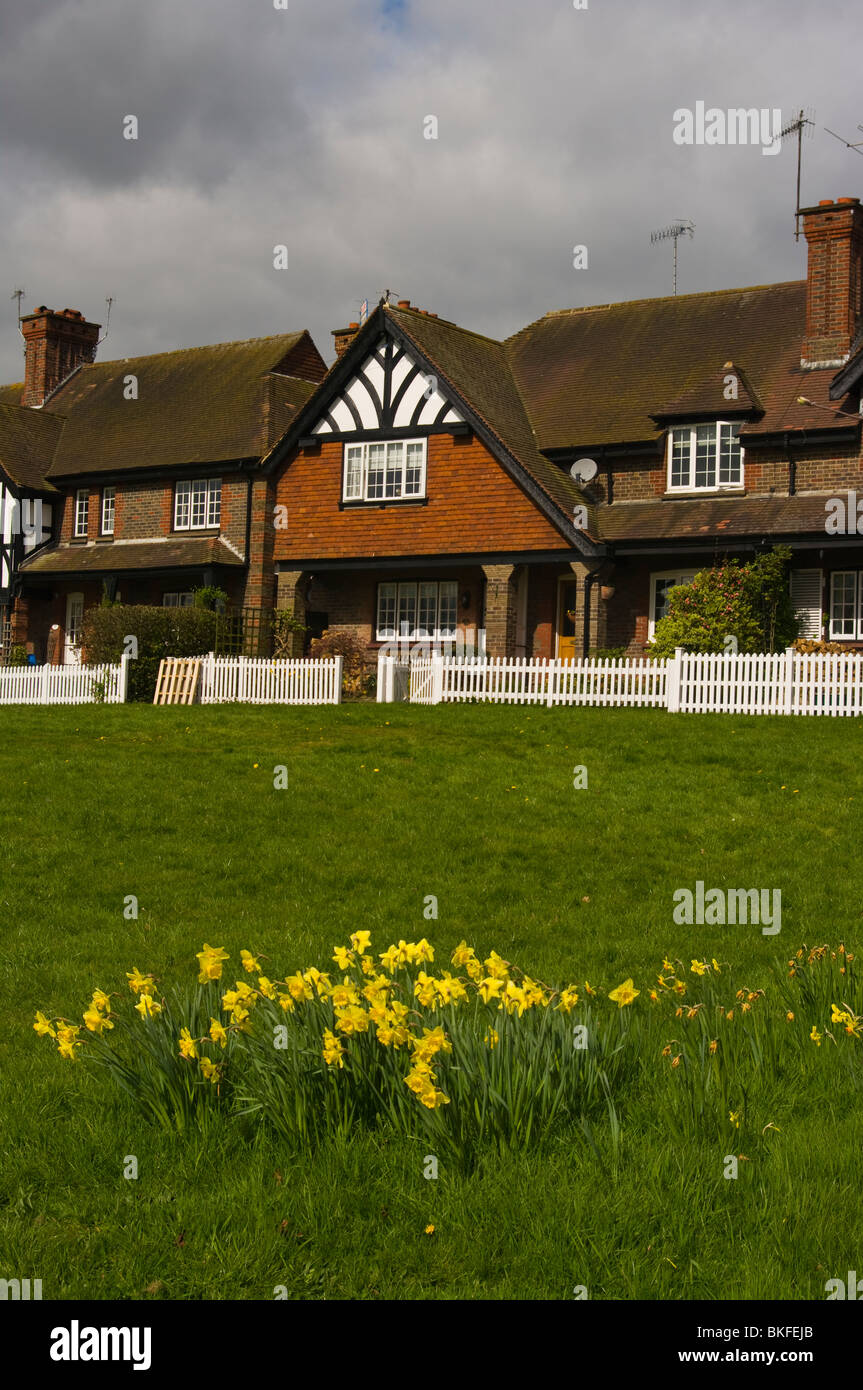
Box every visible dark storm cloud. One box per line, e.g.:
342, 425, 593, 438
0, 0, 861, 385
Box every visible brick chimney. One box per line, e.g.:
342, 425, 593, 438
801, 198, 863, 368
331, 322, 361, 360
20, 306, 101, 407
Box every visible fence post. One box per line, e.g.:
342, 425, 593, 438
376, 649, 392, 704
237, 654, 247, 703
666, 648, 683, 713
783, 647, 795, 716
40, 661, 50, 705
333, 654, 343, 705
118, 652, 129, 704
201, 651, 215, 705
431, 653, 445, 705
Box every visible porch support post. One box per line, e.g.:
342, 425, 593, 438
567, 560, 608, 657
482, 563, 519, 657
275, 569, 308, 658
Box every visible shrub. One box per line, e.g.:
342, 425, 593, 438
309, 628, 368, 696
271, 610, 307, 659
648, 547, 799, 657
588, 646, 627, 660
81, 604, 220, 702
3, 643, 29, 668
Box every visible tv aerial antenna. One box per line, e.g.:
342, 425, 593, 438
778, 107, 815, 239
650, 220, 694, 295
823, 121, 863, 157
11, 288, 25, 338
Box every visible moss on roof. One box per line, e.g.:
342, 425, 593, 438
505, 282, 856, 449
20, 537, 243, 575
43, 333, 322, 478
386, 306, 592, 536
0, 405, 63, 490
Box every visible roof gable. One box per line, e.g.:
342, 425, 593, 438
651, 360, 762, 421
309, 335, 464, 435
0, 404, 63, 491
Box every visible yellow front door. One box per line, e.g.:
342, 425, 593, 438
558, 580, 578, 660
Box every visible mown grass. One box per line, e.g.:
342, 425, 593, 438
1, 702, 862, 1299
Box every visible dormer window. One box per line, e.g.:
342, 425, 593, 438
667, 422, 743, 492
343, 439, 427, 503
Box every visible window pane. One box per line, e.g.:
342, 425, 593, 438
75, 490, 88, 536
694, 425, 716, 489
175, 482, 191, 529
438, 580, 458, 637
345, 446, 363, 500
719, 424, 742, 485
190, 480, 207, 528
417, 581, 437, 636
101, 487, 115, 534
207, 479, 221, 528
377, 583, 397, 639
831, 572, 857, 637
670, 429, 689, 488
397, 583, 417, 638
405, 442, 424, 495
367, 444, 385, 499
385, 442, 404, 499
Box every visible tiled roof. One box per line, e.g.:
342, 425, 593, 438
385, 306, 595, 536
653, 360, 762, 420
506, 282, 857, 450
598, 494, 835, 543
42, 333, 322, 478
0, 404, 63, 490
19, 537, 244, 574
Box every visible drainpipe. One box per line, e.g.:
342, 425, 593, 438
244, 471, 254, 561
784, 433, 796, 496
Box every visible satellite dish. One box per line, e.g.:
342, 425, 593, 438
570, 457, 598, 483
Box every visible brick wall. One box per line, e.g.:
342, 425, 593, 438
273, 432, 572, 560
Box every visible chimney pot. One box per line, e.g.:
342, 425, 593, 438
397, 299, 411, 309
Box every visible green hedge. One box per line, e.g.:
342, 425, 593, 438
81, 605, 220, 702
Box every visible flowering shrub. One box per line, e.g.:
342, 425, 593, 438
647, 547, 799, 657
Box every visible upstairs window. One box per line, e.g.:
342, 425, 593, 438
174, 478, 221, 530
343, 440, 427, 502
101, 486, 115, 535
667, 422, 743, 492
74, 489, 89, 537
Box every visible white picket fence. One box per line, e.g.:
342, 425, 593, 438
0, 655, 129, 706
198, 653, 343, 705
379, 647, 863, 717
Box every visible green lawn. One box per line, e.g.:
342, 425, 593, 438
1, 702, 862, 1300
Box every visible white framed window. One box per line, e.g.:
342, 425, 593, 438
101, 486, 115, 535
376, 580, 458, 640
74, 489, 89, 538
343, 439, 427, 502
162, 592, 195, 608
829, 571, 863, 640
648, 570, 697, 639
667, 422, 743, 492
174, 478, 221, 531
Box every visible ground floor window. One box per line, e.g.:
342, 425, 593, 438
648, 570, 696, 639
829, 571, 863, 640
163, 592, 195, 608
376, 580, 458, 640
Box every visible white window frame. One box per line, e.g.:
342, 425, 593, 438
648, 570, 697, 640
74, 488, 89, 538
666, 422, 744, 493
101, 486, 115, 536
829, 571, 863, 641
174, 478, 221, 531
343, 439, 427, 503
376, 579, 458, 641
162, 591, 195, 608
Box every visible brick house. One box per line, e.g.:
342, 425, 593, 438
4, 190, 863, 668
0, 309, 326, 661
261, 195, 863, 661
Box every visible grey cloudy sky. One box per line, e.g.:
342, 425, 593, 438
0, 0, 860, 384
